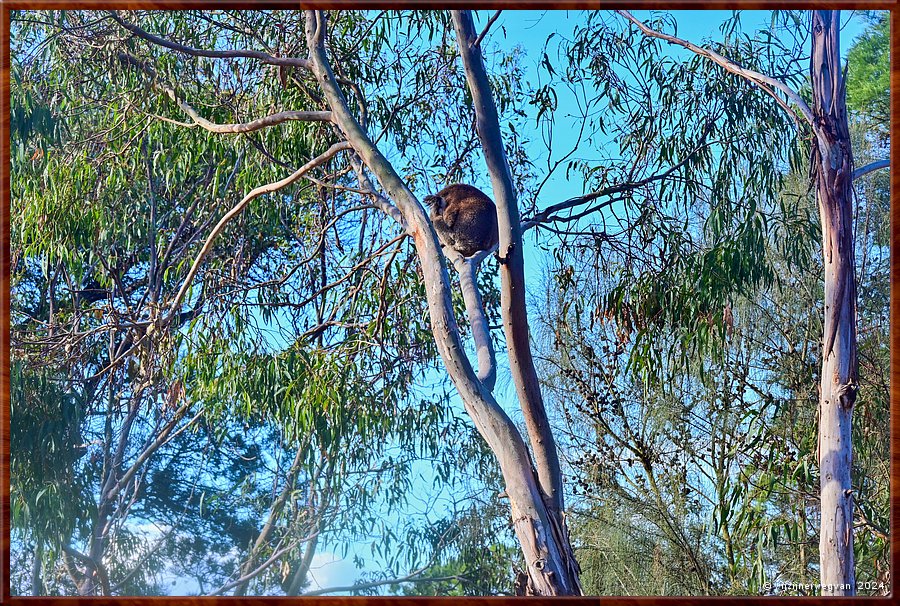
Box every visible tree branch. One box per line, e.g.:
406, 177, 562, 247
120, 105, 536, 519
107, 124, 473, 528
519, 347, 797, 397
852, 159, 889, 180
164, 141, 352, 325
453, 10, 580, 595
523, 128, 711, 230
116, 51, 331, 133
472, 10, 502, 48
617, 10, 814, 127
164, 101, 332, 134
452, 255, 497, 392
347, 153, 404, 225
110, 11, 313, 70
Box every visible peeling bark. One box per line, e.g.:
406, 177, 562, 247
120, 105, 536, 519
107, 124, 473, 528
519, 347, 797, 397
621, 10, 862, 593
810, 10, 857, 596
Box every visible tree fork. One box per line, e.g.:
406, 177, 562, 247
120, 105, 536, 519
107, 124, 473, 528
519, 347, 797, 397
451, 10, 581, 595
305, 10, 579, 596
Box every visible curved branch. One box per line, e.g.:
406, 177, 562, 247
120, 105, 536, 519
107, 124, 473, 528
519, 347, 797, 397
453, 10, 580, 596
165, 101, 332, 134
110, 11, 312, 69
852, 159, 889, 180
523, 135, 708, 231
617, 10, 814, 127
306, 10, 569, 595
116, 51, 331, 133
164, 141, 352, 325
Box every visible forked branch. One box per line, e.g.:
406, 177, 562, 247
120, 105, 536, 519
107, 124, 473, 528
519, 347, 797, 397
116, 51, 332, 133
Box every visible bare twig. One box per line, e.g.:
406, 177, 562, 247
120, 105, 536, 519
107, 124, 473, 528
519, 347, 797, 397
523, 127, 713, 231
472, 10, 502, 48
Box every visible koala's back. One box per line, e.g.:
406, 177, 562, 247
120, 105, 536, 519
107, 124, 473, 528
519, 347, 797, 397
432, 184, 499, 257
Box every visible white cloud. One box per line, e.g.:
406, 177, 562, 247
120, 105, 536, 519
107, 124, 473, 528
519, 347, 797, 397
305, 552, 359, 594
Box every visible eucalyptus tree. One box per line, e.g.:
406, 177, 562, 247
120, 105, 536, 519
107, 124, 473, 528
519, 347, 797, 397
12, 7, 588, 594
528, 9, 886, 595
11, 9, 510, 596
526, 11, 807, 594
613, 10, 888, 594
11, 8, 885, 597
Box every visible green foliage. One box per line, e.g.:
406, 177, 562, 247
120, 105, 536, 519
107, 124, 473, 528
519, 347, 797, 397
9, 9, 514, 596
846, 13, 889, 130
10, 7, 889, 597
10, 362, 92, 547
533, 10, 806, 387
535, 9, 889, 596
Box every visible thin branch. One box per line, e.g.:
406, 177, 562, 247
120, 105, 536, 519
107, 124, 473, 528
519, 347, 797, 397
164, 141, 351, 324
302, 574, 467, 597
294, 233, 408, 314
523, 128, 712, 231
106, 400, 195, 502
347, 154, 404, 225
116, 51, 331, 133
852, 159, 889, 180
207, 531, 319, 596
110, 11, 312, 69
472, 10, 502, 48
617, 10, 814, 127
165, 102, 332, 134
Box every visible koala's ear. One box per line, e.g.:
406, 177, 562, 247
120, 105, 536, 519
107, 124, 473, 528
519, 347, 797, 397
423, 194, 443, 211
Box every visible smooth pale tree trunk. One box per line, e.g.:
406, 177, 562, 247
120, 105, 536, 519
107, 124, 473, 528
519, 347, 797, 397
810, 10, 857, 596
618, 9, 863, 594
451, 11, 581, 595
304, 10, 580, 596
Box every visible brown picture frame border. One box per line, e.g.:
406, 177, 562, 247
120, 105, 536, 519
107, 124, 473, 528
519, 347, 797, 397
0, 2, 896, 603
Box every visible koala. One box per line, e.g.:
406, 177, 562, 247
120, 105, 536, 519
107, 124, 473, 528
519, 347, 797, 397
423, 184, 499, 258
